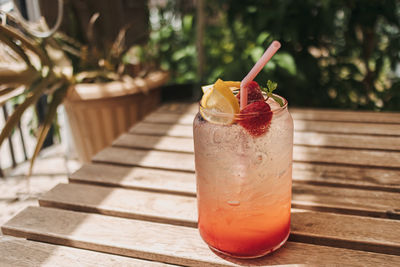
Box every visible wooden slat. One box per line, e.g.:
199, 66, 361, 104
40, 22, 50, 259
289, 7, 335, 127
92, 147, 195, 172
70, 162, 400, 197
41, 182, 400, 226
40, 183, 197, 227
156, 102, 400, 124
291, 211, 400, 255
38, 184, 400, 254
3, 206, 400, 266
93, 147, 399, 191
0, 236, 173, 267
130, 125, 400, 151
130, 122, 193, 137
290, 108, 400, 124
114, 134, 193, 153
69, 164, 196, 196
293, 146, 400, 168
294, 120, 400, 136
291, 183, 400, 218
143, 112, 194, 125
294, 132, 400, 151
156, 102, 197, 114
143, 112, 400, 136
108, 137, 400, 169
292, 163, 400, 192
120, 131, 400, 154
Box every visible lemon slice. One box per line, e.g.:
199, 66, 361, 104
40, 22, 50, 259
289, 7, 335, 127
223, 81, 241, 90
202, 81, 240, 93
200, 79, 240, 124
201, 84, 213, 93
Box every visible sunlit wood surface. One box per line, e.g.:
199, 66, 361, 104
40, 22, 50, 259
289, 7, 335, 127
2, 102, 400, 266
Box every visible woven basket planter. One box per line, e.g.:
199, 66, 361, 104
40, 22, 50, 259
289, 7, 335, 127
64, 71, 169, 162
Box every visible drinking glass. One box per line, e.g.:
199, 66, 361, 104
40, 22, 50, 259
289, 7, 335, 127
193, 94, 293, 258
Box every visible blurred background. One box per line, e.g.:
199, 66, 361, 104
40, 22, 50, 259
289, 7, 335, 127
7, 0, 397, 110
145, 0, 400, 111
2, 0, 400, 107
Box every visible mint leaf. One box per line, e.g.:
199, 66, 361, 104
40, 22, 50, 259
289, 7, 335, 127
271, 94, 284, 107
261, 80, 278, 94
267, 80, 277, 92
262, 80, 284, 107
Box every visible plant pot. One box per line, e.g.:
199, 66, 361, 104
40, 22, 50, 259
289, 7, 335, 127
64, 71, 168, 162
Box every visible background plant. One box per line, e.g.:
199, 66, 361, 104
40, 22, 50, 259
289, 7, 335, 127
0, 0, 148, 172
147, 0, 400, 110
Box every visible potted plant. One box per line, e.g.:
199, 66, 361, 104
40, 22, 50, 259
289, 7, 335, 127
0, 1, 168, 172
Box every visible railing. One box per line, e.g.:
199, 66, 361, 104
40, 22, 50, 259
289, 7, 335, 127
0, 91, 26, 177
2, 103, 28, 169
0, 88, 52, 177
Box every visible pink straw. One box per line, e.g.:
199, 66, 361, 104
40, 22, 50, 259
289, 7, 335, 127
240, 41, 281, 109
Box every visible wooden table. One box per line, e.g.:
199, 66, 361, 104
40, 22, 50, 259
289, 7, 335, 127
2, 102, 400, 266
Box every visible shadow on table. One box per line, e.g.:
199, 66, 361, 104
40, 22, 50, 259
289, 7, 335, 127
1, 101, 198, 265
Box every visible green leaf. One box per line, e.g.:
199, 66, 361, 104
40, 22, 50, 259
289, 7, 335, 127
261, 80, 283, 106
267, 80, 278, 92
273, 52, 297, 75
250, 47, 264, 63
183, 15, 193, 34
256, 32, 270, 45
28, 82, 69, 176
263, 60, 276, 72
271, 94, 284, 107
172, 49, 186, 61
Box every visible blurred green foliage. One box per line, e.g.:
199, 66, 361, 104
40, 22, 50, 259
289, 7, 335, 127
134, 1, 196, 83
146, 0, 400, 110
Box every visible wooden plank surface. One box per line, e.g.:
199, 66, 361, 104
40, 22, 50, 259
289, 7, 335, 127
41, 182, 400, 226
292, 162, 400, 192
114, 134, 194, 153
71, 162, 400, 196
40, 183, 198, 227
292, 146, 400, 168
290, 108, 400, 124
68, 166, 400, 218
292, 183, 400, 218
0, 236, 173, 267
94, 143, 400, 171
293, 131, 400, 150
157, 102, 400, 124
143, 112, 400, 136
130, 122, 193, 137
2, 206, 400, 266
3, 102, 400, 266
92, 147, 195, 172
69, 163, 196, 196
113, 133, 400, 163
121, 131, 400, 151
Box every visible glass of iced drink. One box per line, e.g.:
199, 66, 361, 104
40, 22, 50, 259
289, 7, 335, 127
193, 79, 293, 258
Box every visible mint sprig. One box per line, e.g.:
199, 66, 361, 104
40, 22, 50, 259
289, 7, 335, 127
261, 80, 284, 107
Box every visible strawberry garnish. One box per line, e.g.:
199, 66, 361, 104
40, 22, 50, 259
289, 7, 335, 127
236, 81, 264, 104
237, 100, 273, 137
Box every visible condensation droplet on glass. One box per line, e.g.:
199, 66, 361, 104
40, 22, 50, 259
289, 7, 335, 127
212, 128, 224, 144
253, 152, 266, 165
227, 200, 240, 206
